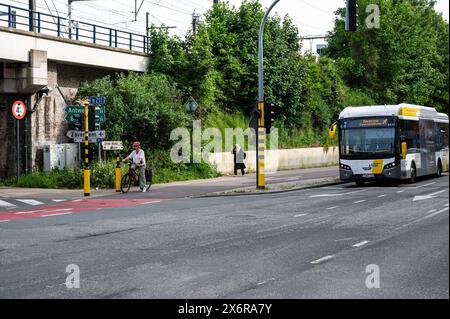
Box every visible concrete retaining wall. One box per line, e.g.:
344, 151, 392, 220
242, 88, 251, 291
206, 147, 339, 175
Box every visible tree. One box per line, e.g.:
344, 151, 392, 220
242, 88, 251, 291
78, 73, 190, 150
326, 0, 449, 113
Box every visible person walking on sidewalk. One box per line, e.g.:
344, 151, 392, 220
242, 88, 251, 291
123, 141, 148, 192
232, 144, 246, 176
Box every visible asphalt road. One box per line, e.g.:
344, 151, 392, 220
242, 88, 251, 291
0, 174, 448, 298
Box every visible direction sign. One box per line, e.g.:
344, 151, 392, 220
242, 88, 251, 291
102, 141, 124, 151
66, 130, 106, 139
64, 105, 106, 123
95, 105, 106, 123
64, 105, 84, 123
90, 96, 106, 105
12, 100, 27, 120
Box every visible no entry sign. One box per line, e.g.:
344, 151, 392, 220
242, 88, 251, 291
12, 100, 26, 120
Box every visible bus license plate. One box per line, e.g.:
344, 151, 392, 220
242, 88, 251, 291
362, 174, 374, 178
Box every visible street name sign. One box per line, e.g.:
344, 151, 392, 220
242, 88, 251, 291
102, 141, 124, 151
73, 137, 103, 143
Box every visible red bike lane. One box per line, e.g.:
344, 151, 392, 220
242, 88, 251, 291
0, 198, 163, 222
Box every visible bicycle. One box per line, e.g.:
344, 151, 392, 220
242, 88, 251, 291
120, 162, 152, 193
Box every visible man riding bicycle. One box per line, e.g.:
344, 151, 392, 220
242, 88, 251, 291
123, 141, 148, 192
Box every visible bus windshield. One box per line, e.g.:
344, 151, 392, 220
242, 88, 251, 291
341, 127, 396, 158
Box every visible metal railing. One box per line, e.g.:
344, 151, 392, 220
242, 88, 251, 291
0, 3, 149, 53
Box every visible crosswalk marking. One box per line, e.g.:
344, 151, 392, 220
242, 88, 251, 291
52, 199, 65, 202
15, 199, 44, 206
0, 200, 17, 209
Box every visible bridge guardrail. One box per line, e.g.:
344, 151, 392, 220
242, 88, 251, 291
0, 3, 149, 53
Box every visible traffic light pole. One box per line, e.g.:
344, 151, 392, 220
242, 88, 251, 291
83, 102, 90, 196
257, 0, 280, 189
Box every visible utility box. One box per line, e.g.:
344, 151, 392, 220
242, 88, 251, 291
43, 143, 79, 172
64, 143, 80, 169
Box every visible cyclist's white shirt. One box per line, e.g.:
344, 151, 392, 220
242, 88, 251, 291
129, 149, 146, 166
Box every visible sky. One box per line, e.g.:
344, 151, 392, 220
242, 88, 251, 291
3, 0, 449, 51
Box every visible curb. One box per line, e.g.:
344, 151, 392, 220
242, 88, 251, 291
192, 178, 347, 198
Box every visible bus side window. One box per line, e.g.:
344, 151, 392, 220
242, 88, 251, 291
437, 123, 449, 150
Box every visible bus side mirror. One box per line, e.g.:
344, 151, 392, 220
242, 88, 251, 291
329, 122, 338, 140
401, 142, 407, 160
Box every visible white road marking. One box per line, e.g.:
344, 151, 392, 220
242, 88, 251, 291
354, 200, 366, 204
309, 190, 366, 198
294, 213, 308, 218
14, 209, 46, 215
140, 201, 162, 205
378, 194, 387, 198
311, 255, 334, 264
395, 207, 449, 231
72, 199, 82, 202
41, 212, 73, 218
410, 182, 436, 189
0, 200, 17, 209
0, 220, 10, 223
257, 278, 275, 286
413, 190, 446, 202
445, 203, 449, 207
352, 240, 370, 248
15, 199, 44, 206
428, 209, 437, 213
396, 190, 405, 193
327, 206, 338, 210
52, 199, 65, 202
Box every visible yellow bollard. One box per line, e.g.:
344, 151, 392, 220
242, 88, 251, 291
84, 169, 90, 196
115, 155, 121, 192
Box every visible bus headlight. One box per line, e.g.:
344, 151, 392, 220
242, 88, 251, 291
340, 163, 352, 170
383, 162, 397, 170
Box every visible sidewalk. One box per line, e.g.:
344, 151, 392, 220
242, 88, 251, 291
0, 166, 339, 200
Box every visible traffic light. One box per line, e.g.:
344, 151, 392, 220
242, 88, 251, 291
249, 103, 260, 131
264, 102, 275, 133
88, 104, 96, 132
345, 0, 357, 32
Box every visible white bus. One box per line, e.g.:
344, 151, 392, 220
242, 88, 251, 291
329, 104, 449, 185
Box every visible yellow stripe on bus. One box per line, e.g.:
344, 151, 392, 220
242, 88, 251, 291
399, 106, 419, 117
372, 159, 383, 174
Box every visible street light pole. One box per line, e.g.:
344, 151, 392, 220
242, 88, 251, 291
256, 0, 280, 189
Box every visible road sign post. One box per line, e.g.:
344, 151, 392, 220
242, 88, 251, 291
101, 141, 124, 193
12, 100, 27, 182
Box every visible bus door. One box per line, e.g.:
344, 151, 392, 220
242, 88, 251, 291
419, 119, 436, 175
